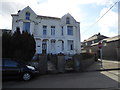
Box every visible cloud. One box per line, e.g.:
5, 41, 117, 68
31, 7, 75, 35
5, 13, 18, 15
0, 14, 12, 29
0, 1, 25, 29
0, 0, 84, 29
0, 2, 24, 15
98, 8, 118, 37
0, 0, 118, 41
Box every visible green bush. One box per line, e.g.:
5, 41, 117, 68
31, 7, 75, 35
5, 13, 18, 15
65, 59, 74, 68
80, 53, 94, 60
73, 53, 94, 60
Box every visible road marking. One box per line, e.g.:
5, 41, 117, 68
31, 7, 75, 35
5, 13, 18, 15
100, 70, 120, 83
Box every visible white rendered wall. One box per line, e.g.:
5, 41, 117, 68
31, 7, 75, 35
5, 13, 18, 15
11, 6, 81, 55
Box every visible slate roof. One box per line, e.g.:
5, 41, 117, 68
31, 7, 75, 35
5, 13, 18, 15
84, 33, 108, 42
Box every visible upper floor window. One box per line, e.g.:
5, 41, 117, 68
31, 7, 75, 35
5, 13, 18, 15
67, 26, 73, 35
23, 22, 30, 32
51, 26, 55, 35
43, 26, 47, 35
25, 12, 30, 20
61, 26, 63, 36
66, 17, 70, 24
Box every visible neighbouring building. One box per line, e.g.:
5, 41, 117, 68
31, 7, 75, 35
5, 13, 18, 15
11, 6, 81, 55
101, 35, 120, 60
82, 34, 120, 61
0, 29, 12, 34
0, 29, 12, 37
81, 33, 108, 48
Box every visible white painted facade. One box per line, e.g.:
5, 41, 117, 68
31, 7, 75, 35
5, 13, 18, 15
11, 6, 81, 55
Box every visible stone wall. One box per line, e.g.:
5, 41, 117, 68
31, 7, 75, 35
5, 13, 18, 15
48, 54, 58, 69
73, 53, 95, 71
31, 53, 95, 74
57, 55, 65, 73
82, 40, 119, 61
80, 57, 95, 71
38, 54, 48, 74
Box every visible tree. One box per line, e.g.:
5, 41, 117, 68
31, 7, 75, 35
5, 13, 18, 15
2, 27, 36, 63
2, 31, 13, 58
12, 27, 22, 61
20, 31, 36, 62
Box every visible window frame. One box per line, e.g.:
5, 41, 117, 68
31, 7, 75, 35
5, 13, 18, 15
51, 40, 55, 50
51, 26, 55, 35
23, 22, 30, 32
70, 44, 73, 50
62, 41, 64, 51
66, 17, 70, 24
61, 26, 64, 36
43, 26, 47, 35
67, 26, 73, 35
68, 40, 74, 51
25, 12, 30, 20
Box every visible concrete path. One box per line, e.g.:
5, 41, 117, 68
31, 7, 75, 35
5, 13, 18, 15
85, 59, 120, 72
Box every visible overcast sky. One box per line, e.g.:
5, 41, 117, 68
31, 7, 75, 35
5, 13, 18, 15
0, 0, 119, 41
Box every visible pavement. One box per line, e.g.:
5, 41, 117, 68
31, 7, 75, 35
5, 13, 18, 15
85, 59, 120, 72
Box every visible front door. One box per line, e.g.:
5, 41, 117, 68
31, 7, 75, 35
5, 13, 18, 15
42, 42, 47, 54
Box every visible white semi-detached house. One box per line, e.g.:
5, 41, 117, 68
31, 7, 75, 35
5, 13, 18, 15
11, 6, 81, 55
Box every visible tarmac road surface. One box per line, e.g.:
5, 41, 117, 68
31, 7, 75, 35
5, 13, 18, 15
2, 70, 119, 88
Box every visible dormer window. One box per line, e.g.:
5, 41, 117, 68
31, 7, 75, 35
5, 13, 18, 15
25, 12, 30, 20
66, 17, 70, 24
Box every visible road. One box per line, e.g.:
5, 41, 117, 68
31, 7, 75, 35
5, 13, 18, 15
2, 59, 120, 88
2, 70, 120, 88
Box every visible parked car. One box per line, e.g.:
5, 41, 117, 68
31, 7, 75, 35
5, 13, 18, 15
2, 58, 39, 81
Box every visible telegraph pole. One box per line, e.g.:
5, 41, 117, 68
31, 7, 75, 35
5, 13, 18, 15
98, 41, 102, 67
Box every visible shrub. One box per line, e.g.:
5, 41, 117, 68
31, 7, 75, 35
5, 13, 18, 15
80, 53, 94, 60
65, 59, 74, 68
73, 53, 94, 61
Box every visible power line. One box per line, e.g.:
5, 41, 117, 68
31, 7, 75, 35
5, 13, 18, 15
82, 0, 119, 34
92, 0, 119, 26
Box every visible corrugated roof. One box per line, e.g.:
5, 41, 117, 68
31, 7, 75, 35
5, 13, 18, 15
102, 35, 120, 42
